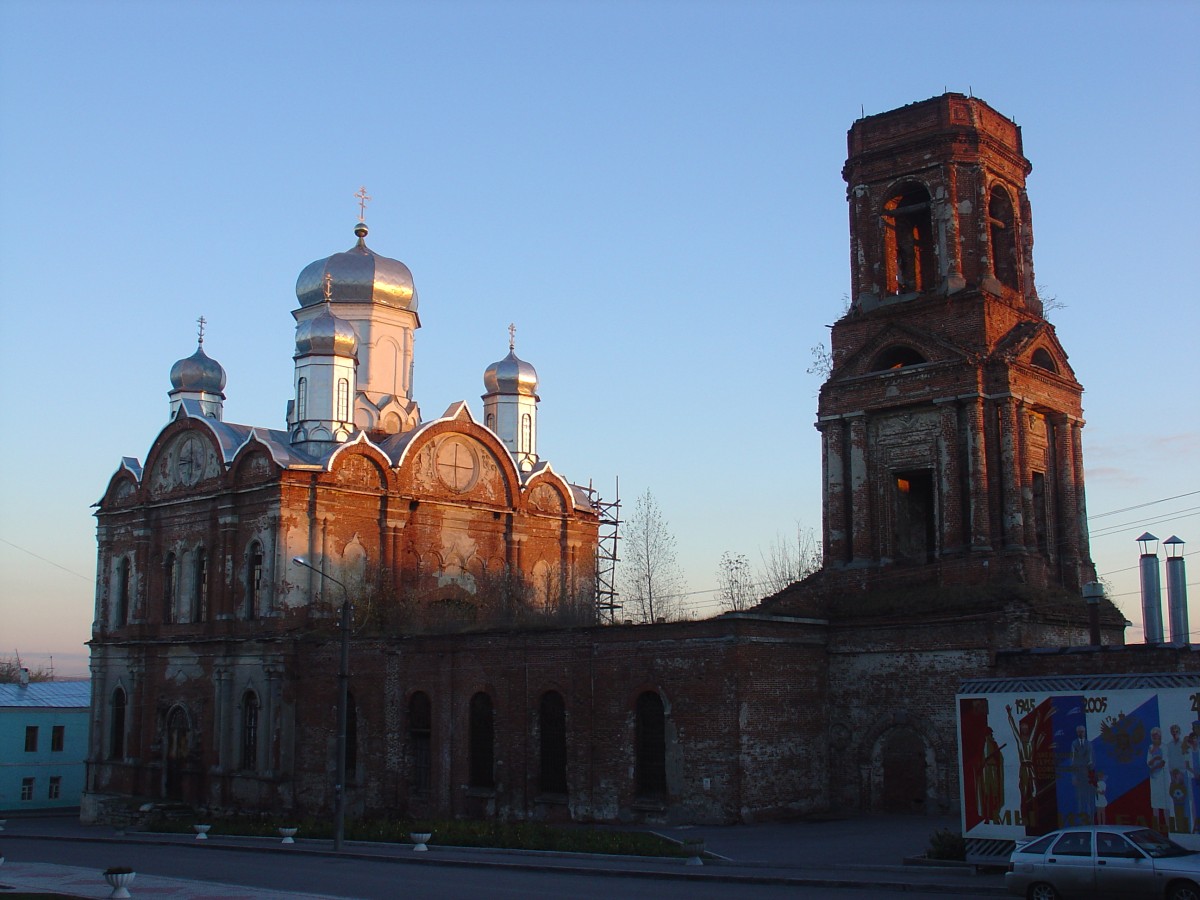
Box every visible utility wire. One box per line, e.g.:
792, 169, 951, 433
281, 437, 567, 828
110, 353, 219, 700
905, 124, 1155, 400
0, 537, 91, 581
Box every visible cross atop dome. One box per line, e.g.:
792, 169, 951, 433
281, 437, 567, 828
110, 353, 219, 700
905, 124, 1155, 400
350, 186, 369, 223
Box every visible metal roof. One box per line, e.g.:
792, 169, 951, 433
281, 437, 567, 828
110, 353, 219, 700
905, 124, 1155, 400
958, 672, 1200, 694
0, 681, 91, 708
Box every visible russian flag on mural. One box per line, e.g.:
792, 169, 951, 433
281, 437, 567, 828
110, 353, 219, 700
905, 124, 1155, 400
1093, 694, 1158, 827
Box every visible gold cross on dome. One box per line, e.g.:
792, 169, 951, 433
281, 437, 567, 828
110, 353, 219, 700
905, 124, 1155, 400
355, 186, 371, 222
508, 322, 516, 351
323, 272, 333, 303
197, 315, 207, 345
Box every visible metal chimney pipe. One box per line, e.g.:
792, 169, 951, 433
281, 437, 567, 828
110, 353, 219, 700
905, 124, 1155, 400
1138, 532, 1164, 645
1165, 536, 1189, 645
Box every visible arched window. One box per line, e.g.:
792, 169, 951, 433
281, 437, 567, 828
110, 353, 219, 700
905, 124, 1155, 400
163, 553, 176, 624
883, 183, 935, 294
870, 345, 928, 372
193, 548, 207, 624
988, 185, 1019, 291
109, 687, 126, 760
115, 557, 130, 625
521, 413, 532, 450
468, 692, 495, 789
246, 542, 264, 620
409, 692, 432, 795
1031, 348, 1058, 373
485, 413, 495, 431
241, 691, 259, 770
539, 691, 567, 795
635, 691, 667, 800
345, 690, 358, 779
296, 377, 308, 421
336, 378, 350, 422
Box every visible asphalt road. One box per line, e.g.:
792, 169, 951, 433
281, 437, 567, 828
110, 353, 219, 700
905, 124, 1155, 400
2, 836, 997, 899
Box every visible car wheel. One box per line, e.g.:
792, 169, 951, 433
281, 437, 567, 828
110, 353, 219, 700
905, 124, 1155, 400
1026, 884, 1060, 900
1168, 881, 1200, 900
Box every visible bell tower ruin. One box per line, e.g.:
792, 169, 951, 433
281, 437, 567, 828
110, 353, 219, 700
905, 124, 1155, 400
817, 94, 1096, 594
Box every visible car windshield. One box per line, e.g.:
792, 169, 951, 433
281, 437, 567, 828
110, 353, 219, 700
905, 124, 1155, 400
1126, 829, 1192, 858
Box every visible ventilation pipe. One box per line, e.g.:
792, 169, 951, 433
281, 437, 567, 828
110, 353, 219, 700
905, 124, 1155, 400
1165, 536, 1189, 645
1138, 532, 1164, 645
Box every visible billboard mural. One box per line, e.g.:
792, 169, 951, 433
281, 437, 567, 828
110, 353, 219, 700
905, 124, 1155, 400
957, 675, 1200, 849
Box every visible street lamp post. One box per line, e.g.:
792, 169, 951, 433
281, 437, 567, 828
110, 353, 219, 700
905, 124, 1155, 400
293, 556, 350, 851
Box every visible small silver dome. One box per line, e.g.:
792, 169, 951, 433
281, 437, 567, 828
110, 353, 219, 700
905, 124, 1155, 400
483, 348, 538, 397
295, 222, 417, 311
296, 305, 359, 358
170, 343, 227, 393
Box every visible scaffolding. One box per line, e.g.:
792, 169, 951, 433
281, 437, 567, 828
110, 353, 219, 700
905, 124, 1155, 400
586, 478, 622, 624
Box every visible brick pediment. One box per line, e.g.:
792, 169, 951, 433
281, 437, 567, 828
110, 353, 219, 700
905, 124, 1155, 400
829, 320, 972, 383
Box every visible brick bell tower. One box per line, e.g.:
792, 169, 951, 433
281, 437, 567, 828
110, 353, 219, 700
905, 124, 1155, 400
817, 94, 1096, 594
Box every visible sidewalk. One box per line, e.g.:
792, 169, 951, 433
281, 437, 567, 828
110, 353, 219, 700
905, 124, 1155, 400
0, 813, 1008, 898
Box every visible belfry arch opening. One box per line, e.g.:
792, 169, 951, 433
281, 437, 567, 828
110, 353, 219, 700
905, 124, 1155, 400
988, 185, 1019, 291
882, 183, 935, 295
893, 469, 936, 563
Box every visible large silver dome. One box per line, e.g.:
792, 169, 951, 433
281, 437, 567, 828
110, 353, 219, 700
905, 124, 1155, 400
296, 305, 358, 358
170, 342, 227, 393
483, 349, 539, 397
295, 222, 417, 311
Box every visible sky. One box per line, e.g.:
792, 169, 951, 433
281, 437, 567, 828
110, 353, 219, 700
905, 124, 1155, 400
1, 0, 1197, 679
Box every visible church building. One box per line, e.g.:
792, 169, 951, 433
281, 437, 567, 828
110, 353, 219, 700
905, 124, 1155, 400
85, 218, 600, 818
85, 95, 1186, 829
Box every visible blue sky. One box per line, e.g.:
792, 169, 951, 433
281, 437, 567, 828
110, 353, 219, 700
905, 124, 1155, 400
1, 0, 1197, 677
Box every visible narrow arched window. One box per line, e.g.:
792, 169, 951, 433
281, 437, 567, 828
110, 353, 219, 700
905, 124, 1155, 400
469, 692, 495, 789
336, 378, 350, 422
193, 548, 207, 624
486, 413, 495, 431
109, 687, 126, 760
883, 183, 935, 294
297, 377, 308, 420
539, 691, 567, 794
409, 692, 432, 795
241, 691, 259, 770
635, 691, 667, 799
345, 690, 358, 779
115, 557, 130, 625
246, 542, 264, 620
163, 553, 176, 624
521, 413, 532, 451
988, 185, 1019, 291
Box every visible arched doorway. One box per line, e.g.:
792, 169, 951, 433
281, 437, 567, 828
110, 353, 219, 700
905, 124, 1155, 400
879, 727, 929, 812
164, 706, 190, 801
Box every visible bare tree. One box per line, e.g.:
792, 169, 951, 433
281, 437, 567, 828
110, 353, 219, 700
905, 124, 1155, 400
758, 524, 822, 596
716, 551, 755, 611
620, 489, 686, 623
0, 654, 53, 683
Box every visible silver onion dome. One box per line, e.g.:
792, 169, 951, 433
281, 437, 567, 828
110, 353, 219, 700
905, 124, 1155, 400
295, 222, 417, 311
295, 304, 359, 358
170, 342, 227, 393
483, 348, 539, 397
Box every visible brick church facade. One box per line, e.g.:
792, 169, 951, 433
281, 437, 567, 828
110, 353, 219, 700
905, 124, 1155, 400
85, 95, 1190, 828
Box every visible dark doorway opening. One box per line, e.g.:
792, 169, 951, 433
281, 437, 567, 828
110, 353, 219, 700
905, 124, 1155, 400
893, 469, 936, 563
882, 728, 927, 812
